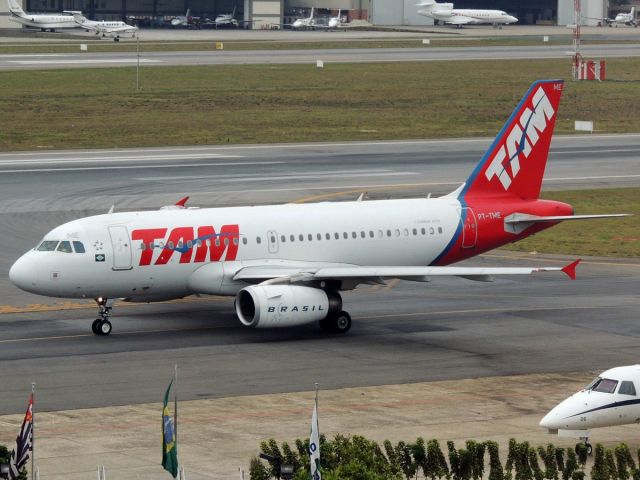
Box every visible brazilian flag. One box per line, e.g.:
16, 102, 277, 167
162, 380, 179, 478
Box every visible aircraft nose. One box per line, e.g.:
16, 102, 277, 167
9, 253, 38, 292
539, 409, 558, 429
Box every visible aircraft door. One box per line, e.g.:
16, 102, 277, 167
461, 207, 478, 249
267, 230, 279, 254
108, 225, 132, 270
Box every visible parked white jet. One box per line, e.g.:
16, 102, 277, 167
416, 0, 517, 28
73, 13, 138, 40
540, 365, 640, 453
213, 7, 252, 28
170, 9, 191, 27
7, 0, 81, 31
9, 80, 627, 336
609, 7, 637, 27
328, 9, 347, 29
291, 7, 315, 29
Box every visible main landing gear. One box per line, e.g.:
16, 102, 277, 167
319, 310, 352, 334
92, 297, 113, 335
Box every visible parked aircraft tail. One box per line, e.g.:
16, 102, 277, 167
73, 12, 88, 24
461, 79, 564, 201
7, 0, 26, 17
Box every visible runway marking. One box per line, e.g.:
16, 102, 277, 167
9, 59, 161, 65
0, 160, 290, 174
356, 303, 625, 321
136, 170, 415, 182
0, 152, 249, 166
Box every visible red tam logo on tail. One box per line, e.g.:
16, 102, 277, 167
463, 80, 564, 200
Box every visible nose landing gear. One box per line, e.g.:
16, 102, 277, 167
92, 297, 113, 335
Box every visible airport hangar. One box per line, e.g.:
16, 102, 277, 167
0, 0, 609, 29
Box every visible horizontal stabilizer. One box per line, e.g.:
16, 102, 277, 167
504, 213, 631, 234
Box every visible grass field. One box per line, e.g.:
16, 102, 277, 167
1, 58, 640, 151
503, 187, 639, 258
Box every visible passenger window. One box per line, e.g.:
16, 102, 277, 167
438, 227, 443, 234
343, 232, 348, 239
214, 239, 220, 247
242, 238, 247, 245
317, 233, 321, 241
386, 230, 391, 237
281, 235, 286, 243
196, 239, 202, 247
325, 233, 330, 240
429, 227, 435, 235
72, 241, 86, 253
57, 241, 73, 253
619, 381, 636, 396
37, 240, 59, 251
290, 235, 295, 242
233, 238, 239, 246
299, 234, 304, 241
257, 237, 262, 244
186, 240, 193, 249
177, 241, 183, 248
334, 233, 339, 240
412, 228, 417, 236
395, 229, 400, 237
360, 231, 365, 238
224, 238, 229, 246
352, 232, 357, 239
140, 243, 146, 250
369, 231, 374, 238
378, 230, 383, 238
309, 234, 313, 241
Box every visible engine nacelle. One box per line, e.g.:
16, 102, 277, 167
235, 285, 342, 328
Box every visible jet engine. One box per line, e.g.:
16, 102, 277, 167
235, 285, 342, 328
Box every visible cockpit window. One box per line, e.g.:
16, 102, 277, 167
619, 381, 636, 396
590, 378, 618, 394
72, 241, 86, 253
37, 240, 59, 251
57, 241, 73, 253
585, 377, 600, 390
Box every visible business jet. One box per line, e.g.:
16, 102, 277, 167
170, 9, 192, 28
213, 7, 252, 28
9, 79, 627, 337
73, 13, 138, 40
609, 7, 637, 27
327, 9, 347, 29
416, 0, 518, 28
7, 0, 81, 31
540, 365, 640, 454
291, 7, 316, 30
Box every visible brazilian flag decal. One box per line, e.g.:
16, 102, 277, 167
162, 380, 179, 478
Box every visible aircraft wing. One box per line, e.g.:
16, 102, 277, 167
446, 15, 474, 25
231, 259, 580, 286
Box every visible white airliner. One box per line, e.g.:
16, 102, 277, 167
73, 13, 138, 40
291, 7, 315, 29
416, 0, 518, 28
540, 365, 640, 453
328, 9, 347, 29
7, 0, 81, 31
9, 80, 627, 337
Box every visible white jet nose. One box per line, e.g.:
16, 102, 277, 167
539, 409, 559, 429
9, 254, 38, 293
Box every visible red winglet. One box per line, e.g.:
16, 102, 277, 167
561, 259, 581, 280
175, 196, 189, 207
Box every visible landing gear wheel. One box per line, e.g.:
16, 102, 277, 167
334, 311, 352, 334
319, 311, 352, 334
99, 320, 112, 335
92, 318, 101, 334
586, 443, 593, 456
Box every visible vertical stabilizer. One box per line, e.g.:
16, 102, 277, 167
8, 0, 26, 17
461, 79, 564, 200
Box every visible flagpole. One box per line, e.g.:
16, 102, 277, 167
174, 364, 178, 451
31, 382, 35, 480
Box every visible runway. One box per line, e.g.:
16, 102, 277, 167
0, 136, 638, 414
1, 43, 639, 70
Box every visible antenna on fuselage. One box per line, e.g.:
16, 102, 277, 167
107, 205, 115, 214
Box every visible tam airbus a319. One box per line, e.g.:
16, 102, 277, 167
9, 80, 627, 336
